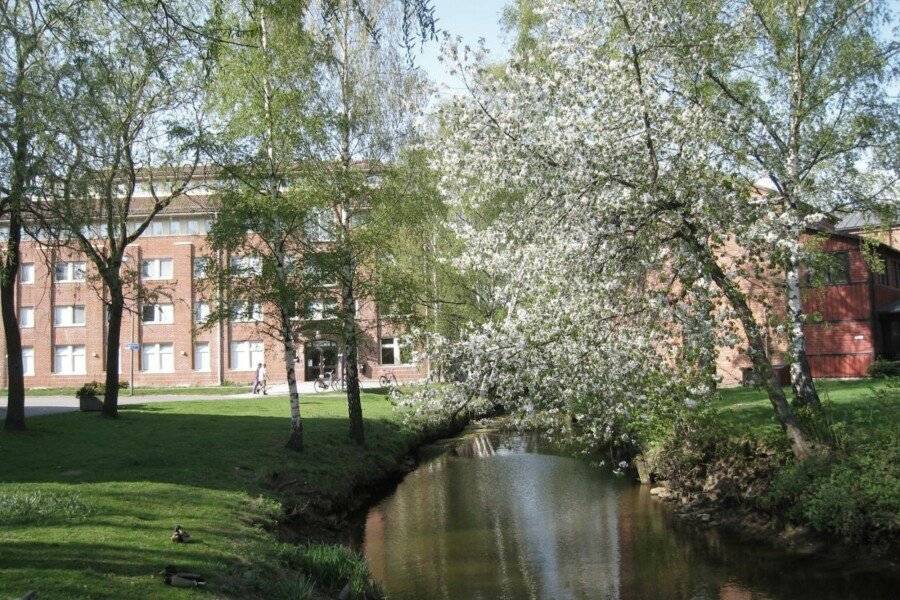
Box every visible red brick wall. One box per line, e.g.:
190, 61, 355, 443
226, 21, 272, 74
2, 229, 427, 388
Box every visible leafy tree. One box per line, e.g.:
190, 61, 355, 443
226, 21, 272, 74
35, 0, 203, 417
672, 0, 899, 410
0, 0, 80, 430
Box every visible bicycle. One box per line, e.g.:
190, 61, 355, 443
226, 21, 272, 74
314, 370, 337, 392
378, 372, 399, 389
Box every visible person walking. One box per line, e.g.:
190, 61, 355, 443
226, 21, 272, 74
258, 363, 268, 395
252, 363, 262, 394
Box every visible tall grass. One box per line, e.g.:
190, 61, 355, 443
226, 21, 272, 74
0, 491, 93, 525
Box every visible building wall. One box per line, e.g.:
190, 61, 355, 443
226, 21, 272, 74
3, 222, 426, 388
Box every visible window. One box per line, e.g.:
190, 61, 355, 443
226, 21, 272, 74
193, 256, 210, 278
54, 261, 86, 282
150, 219, 167, 236
141, 258, 173, 280
19, 306, 34, 328
22, 346, 34, 376
141, 303, 174, 324
194, 342, 210, 372
229, 255, 262, 277
231, 301, 262, 322
380, 337, 413, 365
805, 252, 850, 286
53, 305, 86, 327
170, 218, 182, 235
305, 208, 336, 242
141, 343, 174, 372
305, 298, 337, 320
187, 219, 210, 235
194, 301, 210, 323
53, 344, 85, 374
20, 263, 34, 284
230, 340, 264, 371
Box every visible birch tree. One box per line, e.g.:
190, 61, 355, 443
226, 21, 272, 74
305, 0, 431, 445
672, 0, 899, 410
204, 0, 322, 451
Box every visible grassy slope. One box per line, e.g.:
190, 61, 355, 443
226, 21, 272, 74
0, 391, 414, 599
716, 378, 900, 433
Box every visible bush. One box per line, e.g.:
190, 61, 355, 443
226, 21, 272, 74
868, 359, 900, 378
75, 380, 129, 399
767, 429, 900, 548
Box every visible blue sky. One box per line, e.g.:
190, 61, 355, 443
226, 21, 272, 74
411, 0, 512, 94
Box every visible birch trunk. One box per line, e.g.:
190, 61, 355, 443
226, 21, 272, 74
282, 313, 304, 451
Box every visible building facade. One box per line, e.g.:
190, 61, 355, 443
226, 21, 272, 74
2, 198, 426, 389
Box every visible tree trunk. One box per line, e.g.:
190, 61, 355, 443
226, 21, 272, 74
281, 313, 303, 451
786, 260, 822, 411
690, 236, 815, 460
1, 210, 25, 431
341, 275, 365, 446
102, 288, 125, 418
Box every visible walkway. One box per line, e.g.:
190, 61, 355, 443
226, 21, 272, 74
0, 381, 382, 418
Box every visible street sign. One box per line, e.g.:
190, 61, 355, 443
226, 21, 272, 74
126, 342, 140, 351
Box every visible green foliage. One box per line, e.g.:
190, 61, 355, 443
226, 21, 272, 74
277, 543, 371, 594
75, 380, 128, 399
868, 360, 900, 378
767, 428, 900, 547
0, 491, 93, 525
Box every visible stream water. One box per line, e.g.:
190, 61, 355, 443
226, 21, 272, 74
358, 430, 898, 600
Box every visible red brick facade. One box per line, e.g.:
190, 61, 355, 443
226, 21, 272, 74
2, 210, 426, 389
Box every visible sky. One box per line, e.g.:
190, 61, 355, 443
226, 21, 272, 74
410, 0, 512, 95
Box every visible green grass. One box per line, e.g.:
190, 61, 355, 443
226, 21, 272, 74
0, 391, 416, 599
716, 378, 900, 434
2, 385, 248, 398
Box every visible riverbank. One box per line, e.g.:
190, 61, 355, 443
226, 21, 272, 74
639, 379, 900, 560
0, 391, 465, 599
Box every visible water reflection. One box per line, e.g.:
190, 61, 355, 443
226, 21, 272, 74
361, 432, 898, 600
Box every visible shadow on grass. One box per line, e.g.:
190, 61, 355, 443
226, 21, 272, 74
0, 406, 410, 494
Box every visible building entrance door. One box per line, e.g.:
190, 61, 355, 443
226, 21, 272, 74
304, 341, 338, 381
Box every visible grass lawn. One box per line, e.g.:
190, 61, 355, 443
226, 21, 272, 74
717, 378, 900, 433
2, 384, 248, 398
0, 390, 416, 599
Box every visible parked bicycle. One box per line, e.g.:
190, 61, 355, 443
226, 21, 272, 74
314, 370, 346, 392
378, 372, 399, 389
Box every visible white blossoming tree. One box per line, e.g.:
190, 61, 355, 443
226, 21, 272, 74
422, 0, 895, 460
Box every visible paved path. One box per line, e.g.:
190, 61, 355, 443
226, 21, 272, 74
0, 381, 382, 418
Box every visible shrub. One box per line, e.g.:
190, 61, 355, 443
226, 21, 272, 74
868, 359, 900, 378
75, 380, 128, 399
767, 429, 900, 548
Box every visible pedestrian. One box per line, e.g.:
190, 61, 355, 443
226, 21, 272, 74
259, 363, 268, 395
252, 363, 262, 394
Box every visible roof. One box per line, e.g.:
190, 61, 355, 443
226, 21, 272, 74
835, 212, 899, 232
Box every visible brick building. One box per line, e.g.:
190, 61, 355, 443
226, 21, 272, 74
1, 187, 426, 389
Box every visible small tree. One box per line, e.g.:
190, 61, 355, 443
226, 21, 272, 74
304, 0, 432, 445
35, 0, 203, 417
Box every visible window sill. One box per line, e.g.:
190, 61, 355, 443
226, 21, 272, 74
53, 324, 86, 328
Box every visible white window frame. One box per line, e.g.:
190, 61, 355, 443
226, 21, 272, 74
53, 344, 85, 374
305, 298, 337, 320
22, 346, 34, 376
140, 342, 174, 373
194, 342, 210, 372
140, 258, 173, 280
231, 301, 262, 322
53, 305, 86, 327
193, 256, 210, 278
230, 340, 264, 371
229, 255, 262, 277
54, 261, 86, 283
194, 301, 210, 324
380, 337, 413, 365
141, 303, 174, 325
20, 263, 34, 284
19, 306, 34, 328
